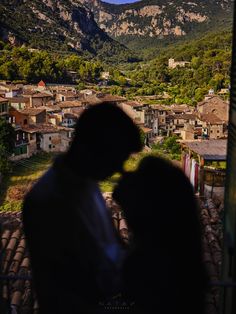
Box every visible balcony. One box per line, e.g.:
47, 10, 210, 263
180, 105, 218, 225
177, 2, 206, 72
0, 193, 230, 314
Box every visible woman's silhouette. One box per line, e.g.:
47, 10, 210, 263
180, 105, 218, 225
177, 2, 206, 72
113, 156, 208, 314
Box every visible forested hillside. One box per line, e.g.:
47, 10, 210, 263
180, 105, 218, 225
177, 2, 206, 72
0, 0, 133, 62
110, 29, 232, 104
0, 42, 103, 83
0, 27, 232, 105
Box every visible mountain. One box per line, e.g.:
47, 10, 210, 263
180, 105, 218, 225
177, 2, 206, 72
0, 0, 130, 60
81, 0, 233, 49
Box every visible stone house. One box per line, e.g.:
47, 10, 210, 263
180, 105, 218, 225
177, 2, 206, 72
61, 113, 78, 128
151, 105, 171, 135
119, 101, 145, 123
36, 124, 73, 153
167, 114, 197, 137
197, 113, 225, 139
9, 107, 47, 126
0, 83, 22, 97
21, 125, 38, 156
24, 92, 53, 107
7, 97, 30, 110
0, 97, 9, 119
57, 101, 85, 114
169, 104, 193, 115
10, 126, 29, 161
181, 124, 195, 140
197, 96, 229, 123
56, 91, 78, 102
168, 58, 190, 69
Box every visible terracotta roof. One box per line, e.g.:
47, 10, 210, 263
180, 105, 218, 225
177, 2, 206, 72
21, 125, 38, 134
198, 96, 228, 107
0, 194, 223, 314
151, 105, 170, 111
21, 123, 59, 134
198, 114, 224, 125
0, 96, 8, 103
70, 108, 85, 116
7, 97, 29, 104
63, 113, 78, 119
39, 105, 61, 112
168, 114, 197, 120
183, 140, 227, 160
38, 80, 46, 87
83, 95, 103, 106
19, 108, 46, 116
122, 101, 143, 108
31, 93, 52, 98
57, 101, 84, 109
198, 197, 224, 314
22, 90, 36, 96
0, 212, 38, 313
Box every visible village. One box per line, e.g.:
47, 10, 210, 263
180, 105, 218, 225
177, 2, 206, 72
0, 80, 229, 314
0, 79, 229, 161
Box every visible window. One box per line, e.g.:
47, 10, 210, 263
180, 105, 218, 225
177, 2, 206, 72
16, 134, 19, 141
49, 136, 51, 140
23, 119, 27, 125
49, 144, 52, 149
23, 133, 25, 140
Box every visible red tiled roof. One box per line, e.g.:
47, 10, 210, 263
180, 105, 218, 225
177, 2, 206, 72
38, 80, 46, 87
19, 108, 46, 116
0, 193, 222, 314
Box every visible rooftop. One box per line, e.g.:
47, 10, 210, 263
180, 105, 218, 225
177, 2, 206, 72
7, 97, 30, 104
19, 108, 46, 116
0, 194, 223, 314
57, 101, 84, 109
183, 140, 227, 160
198, 113, 224, 125
0, 96, 8, 103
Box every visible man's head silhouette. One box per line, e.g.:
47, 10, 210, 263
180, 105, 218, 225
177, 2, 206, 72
66, 102, 143, 180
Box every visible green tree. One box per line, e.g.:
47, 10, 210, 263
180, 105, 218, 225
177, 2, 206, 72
0, 118, 15, 174
163, 136, 181, 155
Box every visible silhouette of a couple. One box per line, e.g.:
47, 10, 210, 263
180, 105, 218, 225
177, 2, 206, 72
23, 102, 207, 314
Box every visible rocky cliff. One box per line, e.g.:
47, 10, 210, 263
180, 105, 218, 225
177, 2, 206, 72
81, 0, 233, 47
0, 0, 128, 58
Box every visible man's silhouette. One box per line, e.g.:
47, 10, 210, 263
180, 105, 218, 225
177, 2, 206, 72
23, 103, 142, 314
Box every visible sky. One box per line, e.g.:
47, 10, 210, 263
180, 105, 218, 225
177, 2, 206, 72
103, 0, 140, 4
